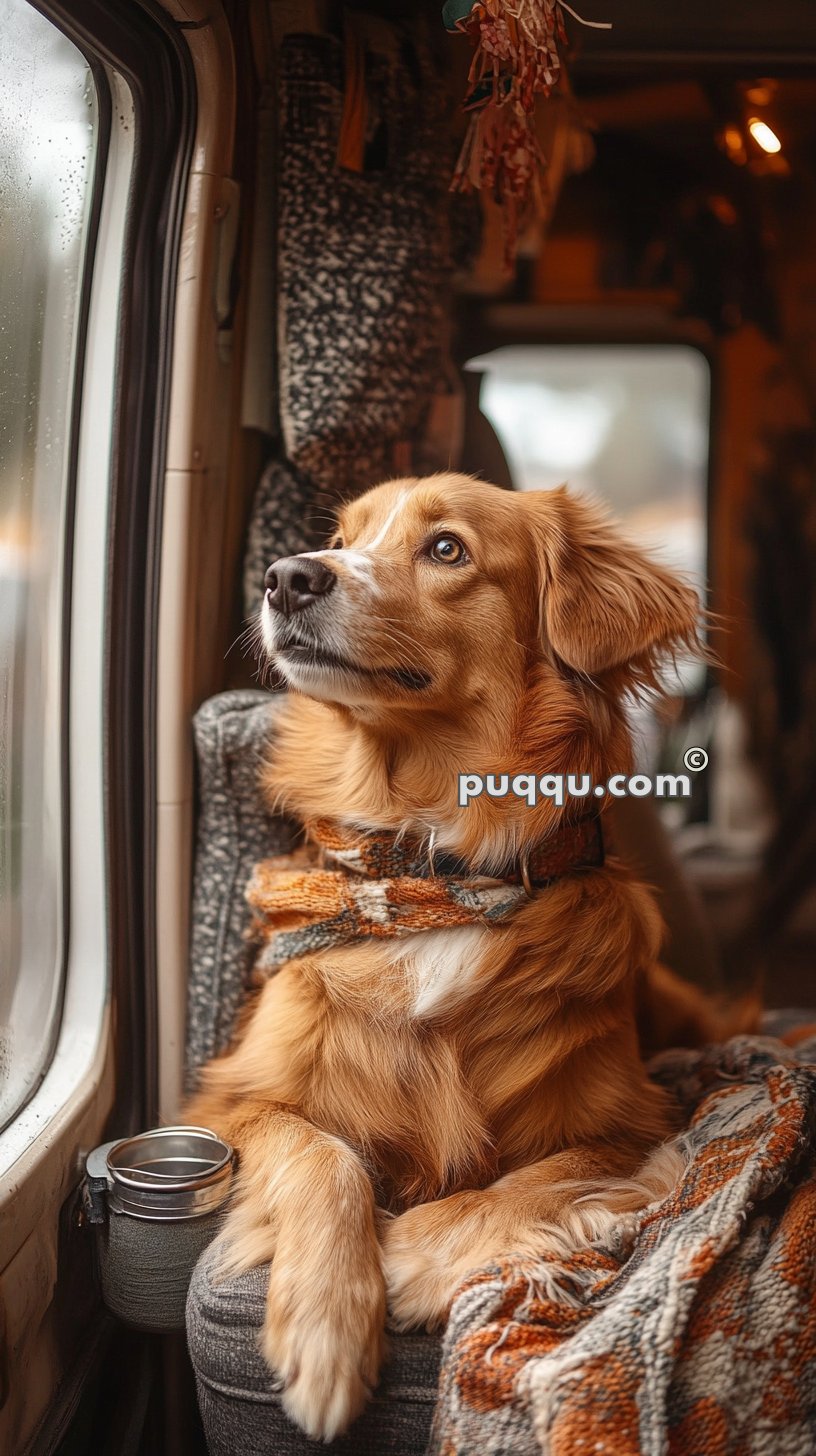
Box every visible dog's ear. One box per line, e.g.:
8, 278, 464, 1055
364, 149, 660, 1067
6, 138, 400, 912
526, 487, 701, 679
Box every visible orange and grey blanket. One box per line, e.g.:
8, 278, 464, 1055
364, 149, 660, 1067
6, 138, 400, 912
429, 1031, 816, 1456
247, 814, 603, 974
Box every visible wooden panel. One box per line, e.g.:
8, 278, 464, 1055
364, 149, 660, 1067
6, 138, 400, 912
572, 0, 816, 64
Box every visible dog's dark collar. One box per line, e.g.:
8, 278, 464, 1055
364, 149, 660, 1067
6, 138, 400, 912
309, 811, 605, 895
430, 812, 605, 895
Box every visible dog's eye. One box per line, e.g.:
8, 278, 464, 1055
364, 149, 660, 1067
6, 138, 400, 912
429, 535, 466, 565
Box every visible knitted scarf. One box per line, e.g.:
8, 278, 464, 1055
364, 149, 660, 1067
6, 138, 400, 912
247, 813, 604, 974
429, 1028, 816, 1456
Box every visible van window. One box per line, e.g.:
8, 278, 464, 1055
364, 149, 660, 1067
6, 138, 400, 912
470, 343, 710, 593
0, 0, 98, 1129
469, 343, 711, 778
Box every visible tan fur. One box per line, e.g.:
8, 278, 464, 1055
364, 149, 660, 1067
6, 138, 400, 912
185, 475, 746, 1441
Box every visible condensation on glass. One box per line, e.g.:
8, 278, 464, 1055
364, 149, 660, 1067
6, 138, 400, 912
0, 1, 97, 1129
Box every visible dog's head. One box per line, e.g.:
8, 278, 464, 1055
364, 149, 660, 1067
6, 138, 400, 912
260, 473, 700, 722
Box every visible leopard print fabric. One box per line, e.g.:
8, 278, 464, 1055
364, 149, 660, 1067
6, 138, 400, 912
243, 23, 457, 615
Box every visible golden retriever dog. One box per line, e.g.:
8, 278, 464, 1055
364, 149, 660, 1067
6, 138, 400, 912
185, 473, 737, 1442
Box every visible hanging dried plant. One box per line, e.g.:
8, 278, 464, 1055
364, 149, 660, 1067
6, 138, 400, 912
444, 0, 609, 266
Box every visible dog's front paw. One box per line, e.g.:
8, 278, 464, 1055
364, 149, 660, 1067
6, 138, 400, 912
262, 1259, 386, 1442
381, 1192, 492, 1331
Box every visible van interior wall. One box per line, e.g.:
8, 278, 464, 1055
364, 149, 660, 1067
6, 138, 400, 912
208, 7, 816, 1006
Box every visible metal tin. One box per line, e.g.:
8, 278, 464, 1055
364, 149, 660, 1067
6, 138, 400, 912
104, 1125, 234, 1221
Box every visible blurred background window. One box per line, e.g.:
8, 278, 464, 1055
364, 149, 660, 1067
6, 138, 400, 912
0, 0, 98, 1129
468, 343, 711, 769
469, 344, 710, 587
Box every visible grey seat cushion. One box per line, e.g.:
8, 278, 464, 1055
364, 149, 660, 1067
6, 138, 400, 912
187, 1242, 442, 1455
187, 689, 298, 1084
186, 690, 443, 1449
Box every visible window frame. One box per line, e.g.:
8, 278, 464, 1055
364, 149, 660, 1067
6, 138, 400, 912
0, 11, 112, 1137
0, 4, 195, 1431
43, 0, 194, 1137
0, 0, 194, 1187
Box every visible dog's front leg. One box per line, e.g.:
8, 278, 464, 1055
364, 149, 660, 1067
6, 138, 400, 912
382, 1142, 680, 1330
213, 1102, 386, 1442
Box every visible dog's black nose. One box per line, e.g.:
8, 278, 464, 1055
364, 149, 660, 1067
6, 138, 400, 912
264, 555, 337, 617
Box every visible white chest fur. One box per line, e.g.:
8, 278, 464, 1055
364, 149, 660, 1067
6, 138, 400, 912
384, 924, 491, 1019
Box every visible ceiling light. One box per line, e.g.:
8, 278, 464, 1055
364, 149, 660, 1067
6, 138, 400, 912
748, 118, 782, 153
719, 125, 747, 165
744, 81, 776, 106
